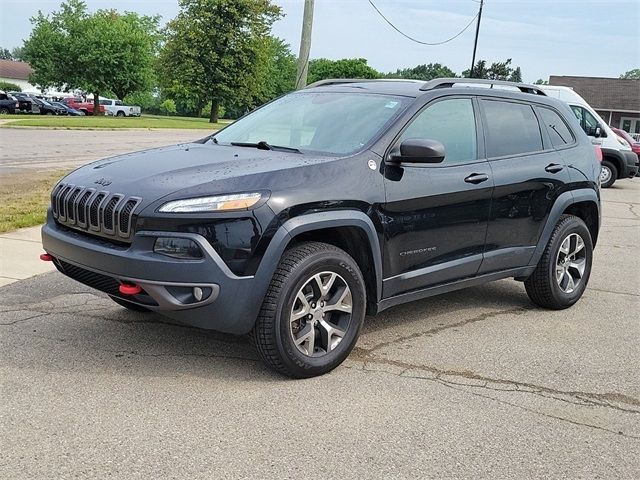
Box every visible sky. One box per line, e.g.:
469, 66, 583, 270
1, 0, 639, 82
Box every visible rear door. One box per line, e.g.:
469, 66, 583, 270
478, 98, 571, 274
381, 96, 493, 297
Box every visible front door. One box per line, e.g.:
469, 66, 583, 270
381, 97, 493, 298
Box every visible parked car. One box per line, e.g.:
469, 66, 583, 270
612, 127, 640, 158
32, 97, 67, 115
51, 101, 85, 116
62, 97, 105, 115
42, 78, 601, 378
541, 85, 638, 188
0, 91, 19, 114
100, 98, 141, 117
9, 92, 34, 113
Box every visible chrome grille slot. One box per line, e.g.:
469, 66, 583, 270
50, 183, 141, 243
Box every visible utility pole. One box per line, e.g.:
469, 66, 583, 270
469, 0, 484, 78
295, 0, 315, 89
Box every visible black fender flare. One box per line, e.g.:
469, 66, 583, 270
256, 211, 383, 302
600, 148, 627, 178
528, 188, 600, 267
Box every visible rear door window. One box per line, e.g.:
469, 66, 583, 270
481, 100, 543, 158
538, 107, 575, 147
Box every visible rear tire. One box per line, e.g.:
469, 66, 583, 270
525, 215, 593, 310
600, 160, 617, 188
116, 111, 125, 117
252, 242, 366, 378
109, 295, 151, 312
0, 107, 9, 115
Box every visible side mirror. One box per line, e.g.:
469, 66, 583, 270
390, 138, 445, 164
594, 126, 602, 138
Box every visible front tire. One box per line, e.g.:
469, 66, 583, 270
600, 160, 617, 188
252, 242, 366, 378
525, 215, 593, 309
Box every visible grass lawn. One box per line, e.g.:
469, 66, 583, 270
1, 114, 229, 130
0, 170, 70, 233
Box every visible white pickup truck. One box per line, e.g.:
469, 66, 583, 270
100, 98, 141, 117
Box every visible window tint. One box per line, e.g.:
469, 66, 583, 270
482, 100, 543, 157
400, 98, 477, 164
538, 107, 574, 147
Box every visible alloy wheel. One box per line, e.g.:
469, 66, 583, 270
555, 233, 586, 294
289, 271, 353, 357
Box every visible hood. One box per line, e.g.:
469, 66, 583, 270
60, 142, 337, 206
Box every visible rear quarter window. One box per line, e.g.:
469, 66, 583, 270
538, 107, 575, 148
481, 100, 543, 158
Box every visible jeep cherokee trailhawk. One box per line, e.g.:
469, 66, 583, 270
42, 78, 601, 378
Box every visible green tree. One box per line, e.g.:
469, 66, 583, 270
385, 63, 456, 80
620, 69, 640, 79
307, 58, 380, 84
533, 78, 548, 85
463, 59, 522, 81
159, 0, 282, 123
22, 0, 159, 115
0, 48, 13, 60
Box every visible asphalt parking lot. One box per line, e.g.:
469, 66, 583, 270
1, 181, 639, 478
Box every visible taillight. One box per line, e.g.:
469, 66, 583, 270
594, 145, 603, 163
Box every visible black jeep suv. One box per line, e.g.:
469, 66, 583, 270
42, 78, 601, 378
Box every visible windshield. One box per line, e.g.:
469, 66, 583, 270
213, 92, 410, 155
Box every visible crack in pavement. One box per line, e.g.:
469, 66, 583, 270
628, 204, 640, 220
441, 381, 640, 440
362, 307, 534, 356
347, 353, 640, 415
586, 287, 640, 297
102, 348, 258, 363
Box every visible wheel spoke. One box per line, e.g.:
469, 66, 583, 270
318, 319, 346, 352
313, 272, 337, 298
565, 273, 576, 292
559, 237, 571, 256
571, 236, 585, 256
568, 258, 586, 278
324, 286, 352, 313
293, 323, 315, 356
291, 292, 311, 322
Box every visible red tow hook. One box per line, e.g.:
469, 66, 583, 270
119, 283, 142, 296
40, 253, 53, 262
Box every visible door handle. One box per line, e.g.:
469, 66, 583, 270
545, 163, 564, 173
464, 173, 489, 184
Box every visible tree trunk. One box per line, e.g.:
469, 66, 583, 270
209, 99, 219, 123
93, 93, 101, 116
195, 99, 204, 118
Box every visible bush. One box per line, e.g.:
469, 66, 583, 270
159, 99, 177, 115
0, 81, 21, 92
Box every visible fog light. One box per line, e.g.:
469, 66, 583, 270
153, 237, 203, 259
193, 287, 203, 301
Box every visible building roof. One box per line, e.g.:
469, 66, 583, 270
0, 59, 34, 81
549, 75, 640, 112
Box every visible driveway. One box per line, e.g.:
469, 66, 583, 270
1, 182, 639, 478
0, 128, 209, 174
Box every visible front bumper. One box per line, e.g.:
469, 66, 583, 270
41, 212, 267, 334
622, 150, 639, 178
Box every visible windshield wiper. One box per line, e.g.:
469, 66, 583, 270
230, 141, 301, 153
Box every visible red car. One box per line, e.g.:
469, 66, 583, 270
62, 97, 105, 115
611, 127, 640, 157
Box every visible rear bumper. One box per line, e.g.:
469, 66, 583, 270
41, 212, 267, 334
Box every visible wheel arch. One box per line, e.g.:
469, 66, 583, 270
529, 189, 600, 267
257, 211, 383, 314
601, 148, 625, 179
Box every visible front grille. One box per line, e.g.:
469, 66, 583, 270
51, 183, 141, 242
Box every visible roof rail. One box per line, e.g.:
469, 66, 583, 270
305, 78, 423, 89
420, 78, 547, 96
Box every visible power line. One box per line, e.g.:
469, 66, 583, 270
367, 0, 480, 46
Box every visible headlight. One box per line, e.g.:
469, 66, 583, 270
616, 135, 630, 148
158, 192, 262, 213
